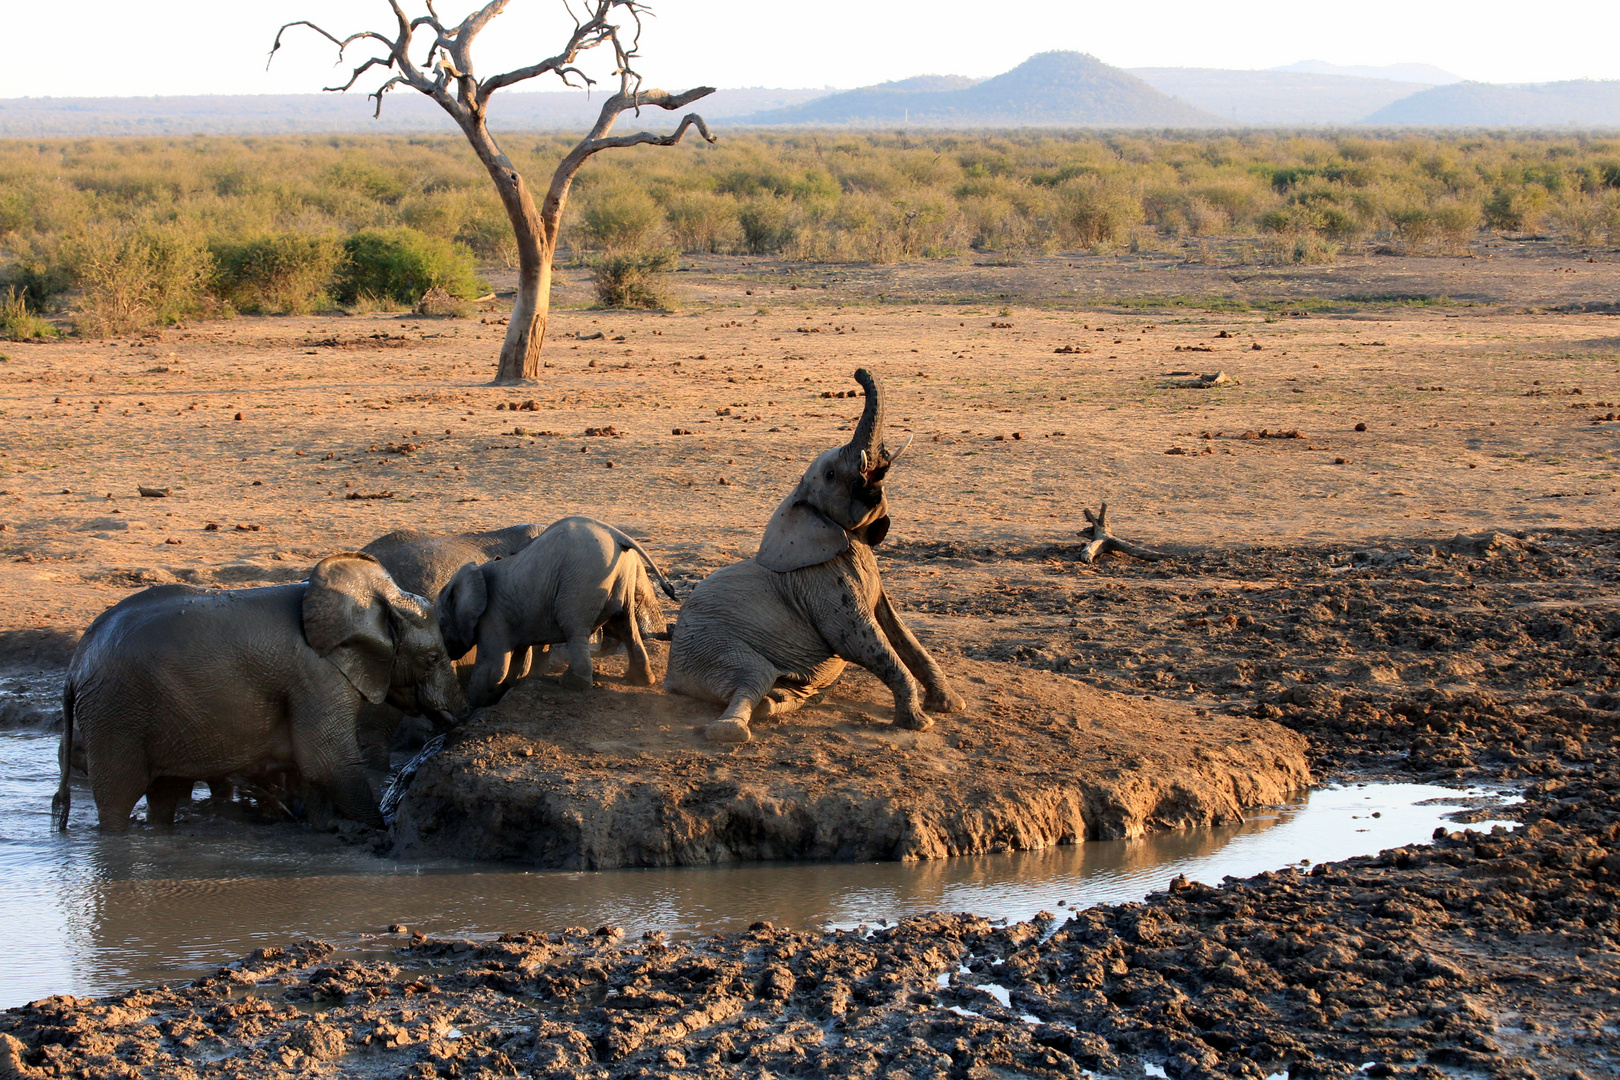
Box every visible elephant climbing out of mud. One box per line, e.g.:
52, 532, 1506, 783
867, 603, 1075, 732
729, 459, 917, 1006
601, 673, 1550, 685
664, 368, 964, 743
436, 516, 679, 708
53, 553, 468, 833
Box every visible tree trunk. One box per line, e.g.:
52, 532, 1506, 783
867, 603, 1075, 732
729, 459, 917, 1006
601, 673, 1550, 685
464, 118, 550, 385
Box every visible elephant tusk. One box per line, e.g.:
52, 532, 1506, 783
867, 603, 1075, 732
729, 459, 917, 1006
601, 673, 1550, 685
886, 433, 916, 465
859, 448, 869, 474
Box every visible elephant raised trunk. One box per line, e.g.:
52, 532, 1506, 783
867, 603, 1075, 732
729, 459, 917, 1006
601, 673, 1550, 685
846, 367, 885, 471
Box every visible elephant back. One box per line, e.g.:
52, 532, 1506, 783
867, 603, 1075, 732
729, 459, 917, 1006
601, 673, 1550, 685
362, 524, 544, 601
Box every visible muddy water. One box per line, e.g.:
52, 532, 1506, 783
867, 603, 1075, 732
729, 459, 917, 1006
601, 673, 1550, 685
0, 729, 1517, 1009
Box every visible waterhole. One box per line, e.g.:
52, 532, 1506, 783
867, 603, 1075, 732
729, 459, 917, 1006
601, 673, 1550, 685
0, 729, 1517, 1008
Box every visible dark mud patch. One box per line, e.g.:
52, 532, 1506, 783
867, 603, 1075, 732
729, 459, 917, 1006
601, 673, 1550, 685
6, 772, 1616, 1079
884, 527, 1620, 785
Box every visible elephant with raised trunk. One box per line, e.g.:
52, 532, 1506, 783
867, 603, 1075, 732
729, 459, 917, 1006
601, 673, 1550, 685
54, 553, 468, 833
437, 516, 678, 708
665, 368, 963, 743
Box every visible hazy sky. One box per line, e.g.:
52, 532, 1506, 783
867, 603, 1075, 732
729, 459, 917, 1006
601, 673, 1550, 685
6, 0, 1618, 100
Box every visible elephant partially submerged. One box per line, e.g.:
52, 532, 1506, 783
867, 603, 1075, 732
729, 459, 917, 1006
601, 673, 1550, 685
438, 516, 678, 707
54, 553, 467, 833
666, 368, 963, 743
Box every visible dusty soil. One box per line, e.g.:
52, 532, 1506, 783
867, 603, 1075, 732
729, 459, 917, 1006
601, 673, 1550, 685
1, 243, 1618, 1076
393, 656, 1308, 867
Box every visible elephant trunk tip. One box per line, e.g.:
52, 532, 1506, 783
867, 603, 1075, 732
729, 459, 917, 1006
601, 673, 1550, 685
846, 368, 885, 466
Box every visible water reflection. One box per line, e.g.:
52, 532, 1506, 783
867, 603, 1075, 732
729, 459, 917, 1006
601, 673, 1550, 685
0, 729, 1517, 1008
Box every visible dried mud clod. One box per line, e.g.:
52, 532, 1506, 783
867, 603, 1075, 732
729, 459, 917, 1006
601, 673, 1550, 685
1076, 503, 1169, 564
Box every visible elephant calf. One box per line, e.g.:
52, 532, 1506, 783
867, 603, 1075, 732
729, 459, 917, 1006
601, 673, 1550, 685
54, 553, 467, 833
666, 368, 963, 743
437, 516, 677, 707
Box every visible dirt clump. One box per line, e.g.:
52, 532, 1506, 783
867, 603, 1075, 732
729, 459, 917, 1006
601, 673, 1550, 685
391, 656, 1310, 867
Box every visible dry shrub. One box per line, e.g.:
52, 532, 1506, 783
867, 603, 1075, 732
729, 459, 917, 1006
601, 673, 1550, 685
0, 287, 55, 340
1061, 175, 1142, 252
416, 285, 476, 318
68, 225, 212, 337
591, 248, 675, 310
580, 187, 667, 251
664, 190, 742, 254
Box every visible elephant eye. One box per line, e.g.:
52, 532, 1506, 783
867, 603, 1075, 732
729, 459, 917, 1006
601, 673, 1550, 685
825, 468, 835, 482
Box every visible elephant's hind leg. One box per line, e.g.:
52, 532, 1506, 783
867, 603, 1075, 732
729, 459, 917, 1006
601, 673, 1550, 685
560, 636, 595, 690
706, 664, 781, 744
144, 776, 194, 828
710, 690, 760, 743
607, 609, 654, 686
90, 765, 148, 834
752, 684, 817, 723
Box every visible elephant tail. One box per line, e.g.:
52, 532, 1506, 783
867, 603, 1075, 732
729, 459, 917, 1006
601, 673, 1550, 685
604, 525, 679, 602
52, 679, 74, 831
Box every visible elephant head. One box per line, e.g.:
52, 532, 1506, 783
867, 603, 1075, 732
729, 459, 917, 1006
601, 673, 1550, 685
757, 368, 913, 572
302, 552, 469, 723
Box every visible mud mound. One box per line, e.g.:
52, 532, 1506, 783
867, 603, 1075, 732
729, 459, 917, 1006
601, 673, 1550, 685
390, 656, 1309, 868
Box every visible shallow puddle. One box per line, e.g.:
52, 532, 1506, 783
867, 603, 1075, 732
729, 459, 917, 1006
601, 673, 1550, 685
0, 729, 1517, 1008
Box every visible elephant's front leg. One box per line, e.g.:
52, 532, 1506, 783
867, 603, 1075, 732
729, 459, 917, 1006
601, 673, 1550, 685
820, 600, 931, 731
290, 700, 384, 829
464, 646, 515, 709
875, 592, 965, 714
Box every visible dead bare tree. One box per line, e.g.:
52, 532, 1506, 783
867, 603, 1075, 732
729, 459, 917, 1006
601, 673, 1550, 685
271, 1, 715, 385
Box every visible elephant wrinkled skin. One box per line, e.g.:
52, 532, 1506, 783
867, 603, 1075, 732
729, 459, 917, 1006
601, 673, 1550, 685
438, 516, 677, 707
54, 553, 467, 833
665, 368, 963, 743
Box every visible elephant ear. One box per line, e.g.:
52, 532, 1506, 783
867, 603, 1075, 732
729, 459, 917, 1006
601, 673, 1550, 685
439, 561, 489, 658
303, 552, 397, 705
757, 496, 850, 572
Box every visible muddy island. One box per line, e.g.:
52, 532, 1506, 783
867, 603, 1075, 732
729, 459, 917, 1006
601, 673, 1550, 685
391, 656, 1310, 867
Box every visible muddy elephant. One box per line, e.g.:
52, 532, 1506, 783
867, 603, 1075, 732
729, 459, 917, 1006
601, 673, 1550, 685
54, 553, 468, 833
665, 368, 963, 743
438, 516, 678, 707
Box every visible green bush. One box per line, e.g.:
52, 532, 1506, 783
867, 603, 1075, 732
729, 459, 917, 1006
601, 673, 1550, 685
211, 233, 344, 314
0, 287, 55, 340
336, 228, 484, 306
66, 224, 213, 337
591, 248, 676, 310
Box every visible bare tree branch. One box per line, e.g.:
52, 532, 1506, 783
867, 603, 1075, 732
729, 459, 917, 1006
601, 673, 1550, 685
272, 1, 716, 385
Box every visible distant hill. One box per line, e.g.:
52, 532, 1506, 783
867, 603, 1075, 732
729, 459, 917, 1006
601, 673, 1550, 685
1272, 60, 1462, 85
0, 87, 834, 137
1368, 80, 1620, 125
744, 52, 1219, 127
1130, 69, 1423, 125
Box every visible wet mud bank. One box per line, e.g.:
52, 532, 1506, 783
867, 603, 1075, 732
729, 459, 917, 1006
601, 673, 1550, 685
4, 774, 1615, 1080
390, 657, 1311, 868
